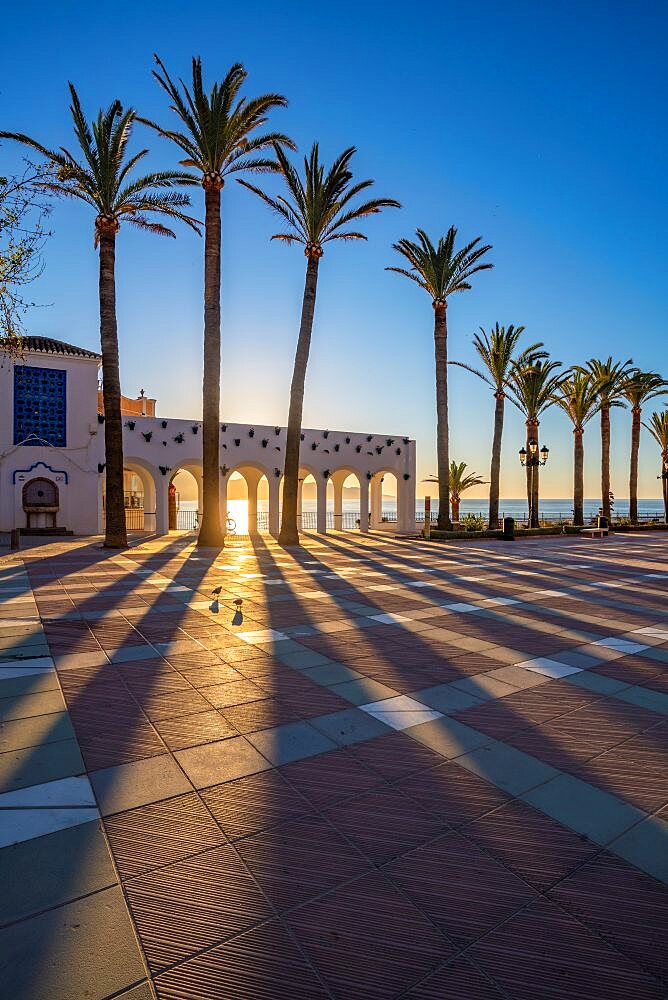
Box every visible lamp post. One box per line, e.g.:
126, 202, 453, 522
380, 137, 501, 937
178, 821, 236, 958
659, 455, 668, 523
519, 438, 549, 528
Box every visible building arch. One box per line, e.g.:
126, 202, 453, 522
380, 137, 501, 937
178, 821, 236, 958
120, 457, 161, 532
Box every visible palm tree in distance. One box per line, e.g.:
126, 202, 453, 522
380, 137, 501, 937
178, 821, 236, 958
621, 371, 667, 522
507, 357, 563, 527
239, 142, 400, 546
451, 324, 545, 528
583, 357, 634, 523
142, 56, 294, 547
1, 86, 199, 548
387, 229, 493, 530
644, 410, 668, 522
424, 461, 487, 522
551, 371, 600, 526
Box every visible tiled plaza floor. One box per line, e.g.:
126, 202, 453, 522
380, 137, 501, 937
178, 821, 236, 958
1, 529, 667, 998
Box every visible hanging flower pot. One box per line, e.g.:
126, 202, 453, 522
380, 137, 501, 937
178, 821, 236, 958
275, 426, 281, 435
159, 466, 171, 476
142, 431, 152, 442
311, 442, 318, 450
334, 443, 340, 452
174, 433, 184, 443
323, 430, 329, 439
248, 428, 255, 438
221, 423, 227, 432
125, 420, 136, 430
366, 471, 372, 480
261, 439, 268, 448
97, 463, 105, 473
274, 467, 281, 477
396, 447, 401, 455
386, 438, 394, 446
355, 444, 362, 453
192, 425, 199, 434
323, 469, 330, 478
234, 439, 240, 446
366, 435, 373, 442
376, 446, 383, 454
300, 433, 305, 441
345, 436, 351, 444
97, 413, 105, 424
403, 473, 410, 480
161, 420, 168, 429
403, 437, 410, 444
220, 465, 229, 477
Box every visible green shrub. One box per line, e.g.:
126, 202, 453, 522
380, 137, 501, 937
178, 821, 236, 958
460, 513, 485, 532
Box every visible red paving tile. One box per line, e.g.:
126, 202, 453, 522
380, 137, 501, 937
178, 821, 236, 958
549, 849, 668, 985
462, 798, 601, 890
324, 785, 448, 865
286, 870, 453, 998
385, 831, 536, 947
154, 920, 329, 999
469, 897, 666, 999
104, 792, 226, 878
394, 760, 512, 827
406, 955, 507, 998
235, 814, 371, 913
281, 748, 383, 809
201, 770, 312, 841
124, 844, 273, 973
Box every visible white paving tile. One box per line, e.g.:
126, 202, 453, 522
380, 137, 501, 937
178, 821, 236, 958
237, 629, 288, 643
0, 808, 100, 849
370, 613, 412, 625
0, 775, 96, 808
482, 597, 521, 606
593, 638, 649, 654
362, 708, 443, 731
0, 656, 54, 671
443, 602, 478, 613
519, 657, 582, 679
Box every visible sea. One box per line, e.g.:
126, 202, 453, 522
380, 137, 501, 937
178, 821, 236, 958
179, 497, 666, 530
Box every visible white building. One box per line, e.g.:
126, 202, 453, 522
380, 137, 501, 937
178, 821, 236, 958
0, 337, 417, 537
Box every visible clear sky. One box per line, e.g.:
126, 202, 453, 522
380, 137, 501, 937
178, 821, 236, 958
1, 0, 666, 501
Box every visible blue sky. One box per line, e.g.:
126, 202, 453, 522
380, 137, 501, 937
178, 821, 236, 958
1, 0, 666, 500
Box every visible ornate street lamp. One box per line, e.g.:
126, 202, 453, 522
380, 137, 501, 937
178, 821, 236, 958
519, 438, 549, 527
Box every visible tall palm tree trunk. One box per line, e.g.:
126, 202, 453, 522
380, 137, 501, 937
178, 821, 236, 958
573, 428, 584, 526
279, 254, 320, 546
526, 418, 540, 527
198, 181, 224, 547
451, 498, 460, 521
629, 405, 641, 522
663, 451, 668, 523
99, 229, 127, 549
488, 392, 504, 529
600, 404, 611, 521
434, 304, 451, 530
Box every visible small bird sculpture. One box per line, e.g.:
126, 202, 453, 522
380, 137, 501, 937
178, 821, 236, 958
211, 586, 222, 599
234, 598, 243, 610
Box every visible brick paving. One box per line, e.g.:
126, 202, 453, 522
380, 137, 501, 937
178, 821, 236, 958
0, 530, 667, 998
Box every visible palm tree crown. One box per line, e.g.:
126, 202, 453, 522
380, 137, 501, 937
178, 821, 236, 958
622, 370, 668, 410
453, 323, 545, 391
426, 462, 487, 501
585, 356, 635, 405
238, 143, 400, 256
140, 56, 294, 186
644, 410, 668, 451
386, 227, 493, 305
507, 358, 563, 418
1, 84, 199, 241
552, 370, 600, 430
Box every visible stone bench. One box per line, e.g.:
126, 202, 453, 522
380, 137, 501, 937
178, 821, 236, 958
580, 527, 609, 539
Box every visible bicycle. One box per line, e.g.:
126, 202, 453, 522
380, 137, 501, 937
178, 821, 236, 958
225, 512, 237, 534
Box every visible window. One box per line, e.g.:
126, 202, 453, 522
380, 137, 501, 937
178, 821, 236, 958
13, 365, 67, 447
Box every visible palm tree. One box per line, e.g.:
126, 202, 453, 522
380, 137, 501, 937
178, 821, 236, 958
239, 143, 399, 546
507, 358, 563, 527
451, 324, 545, 529
387, 229, 493, 529
142, 56, 293, 547
424, 462, 487, 521
622, 371, 667, 522
0, 86, 198, 548
643, 410, 668, 521
551, 371, 600, 526
584, 357, 634, 523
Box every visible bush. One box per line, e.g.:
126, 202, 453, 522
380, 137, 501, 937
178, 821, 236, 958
460, 513, 485, 532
